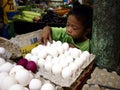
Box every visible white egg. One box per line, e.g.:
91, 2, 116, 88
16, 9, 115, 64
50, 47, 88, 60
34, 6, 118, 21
51, 57, 59, 64
41, 83, 54, 90
37, 44, 45, 50
64, 56, 74, 64
0, 62, 14, 73
55, 40, 62, 46
30, 55, 38, 63
70, 48, 81, 59
81, 51, 90, 60
56, 46, 64, 55
37, 58, 45, 69
64, 51, 70, 56
9, 65, 24, 76
44, 61, 53, 72
0, 47, 5, 54
74, 58, 84, 68
52, 64, 62, 75
31, 47, 39, 55
29, 78, 42, 90
49, 47, 58, 57
68, 62, 78, 73
0, 72, 9, 88
62, 42, 69, 51
59, 59, 69, 68
37, 50, 47, 59
79, 55, 88, 68
24, 87, 29, 90
15, 69, 31, 86
45, 55, 52, 62
25, 53, 32, 60
1, 76, 17, 90
9, 84, 25, 90
58, 54, 65, 60
62, 67, 73, 79
0, 57, 6, 66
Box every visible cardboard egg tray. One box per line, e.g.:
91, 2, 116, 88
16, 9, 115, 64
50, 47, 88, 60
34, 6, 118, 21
82, 67, 120, 90
0, 37, 22, 59
38, 56, 95, 89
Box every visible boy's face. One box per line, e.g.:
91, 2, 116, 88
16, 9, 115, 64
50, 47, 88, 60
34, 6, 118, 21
66, 15, 87, 40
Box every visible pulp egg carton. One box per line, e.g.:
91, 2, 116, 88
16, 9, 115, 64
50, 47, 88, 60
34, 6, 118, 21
0, 37, 22, 59
0, 57, 63, 90
24, 40, 95, 87
82, 67, 120, 90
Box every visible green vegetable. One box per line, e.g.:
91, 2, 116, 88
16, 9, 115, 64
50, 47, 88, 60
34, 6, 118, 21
22, 11, 41, 17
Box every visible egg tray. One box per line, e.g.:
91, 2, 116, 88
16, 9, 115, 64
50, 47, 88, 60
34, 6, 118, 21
38, 54, 95, 88
82, 67, 120, 90
0, 37, 22, 59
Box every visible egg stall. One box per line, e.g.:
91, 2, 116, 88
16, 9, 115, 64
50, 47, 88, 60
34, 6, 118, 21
0, 29, 96, 90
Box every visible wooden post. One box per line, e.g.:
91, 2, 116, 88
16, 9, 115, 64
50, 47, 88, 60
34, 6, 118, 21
90, 0, 120, 74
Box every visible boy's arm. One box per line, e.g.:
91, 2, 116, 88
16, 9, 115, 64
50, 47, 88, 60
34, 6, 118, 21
39, 26, 53, 45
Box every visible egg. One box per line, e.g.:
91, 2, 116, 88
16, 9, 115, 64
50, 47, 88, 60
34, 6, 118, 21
0, 47, 5, 55
62, 42, 69, 51
70, 48, 81, 59
64, 51, 70, 56
9, 65, 24, 76
15, 69, 32, 86
31, 47, 39, 55
52, 64, 62, 75
56, 40, 62, 46
41, 83, 54, 90
9, 84, 25, 90
25, 53, 32, 60
48, 47, 58, 57
37, 50, 47, 59
45, 55, 52, 62
74, 58, 84, 68
29, 78, 42, 90
30, 55, 38, 64
56, 46, 64, 55
59, 59, 69, 68
0, 62, 14, 73
64, 56, 74, 64
68, 62, 78, 73
37, 44, 45, 50
0, 57, 6, 66
1, 76, 17, 90
44, 61, 53, 72
37, 58, 45, 69
0, 72, 9, 88
62, 67, 73, 79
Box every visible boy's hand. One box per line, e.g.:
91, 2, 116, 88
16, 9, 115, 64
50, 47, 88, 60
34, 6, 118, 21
39, 26, 53, 45
69, 44, 76, 48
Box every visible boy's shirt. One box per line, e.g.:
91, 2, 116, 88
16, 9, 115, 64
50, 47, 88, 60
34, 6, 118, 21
51, 27, 89, 51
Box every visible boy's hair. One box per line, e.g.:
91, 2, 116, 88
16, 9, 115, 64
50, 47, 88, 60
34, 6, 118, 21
68, 2, 93, 30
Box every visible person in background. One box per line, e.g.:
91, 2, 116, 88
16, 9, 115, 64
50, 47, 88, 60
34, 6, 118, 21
39, 1, 93, 51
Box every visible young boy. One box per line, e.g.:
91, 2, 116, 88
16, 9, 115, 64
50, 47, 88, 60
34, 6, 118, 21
40, 2, 93, 51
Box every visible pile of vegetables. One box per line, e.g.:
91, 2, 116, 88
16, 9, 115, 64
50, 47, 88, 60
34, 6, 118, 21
13, 10, 41, 22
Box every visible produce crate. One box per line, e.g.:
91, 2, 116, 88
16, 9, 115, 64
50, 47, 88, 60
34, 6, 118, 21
13, 21, 66, 34
13, 21, 46, 34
